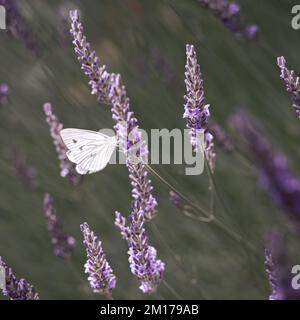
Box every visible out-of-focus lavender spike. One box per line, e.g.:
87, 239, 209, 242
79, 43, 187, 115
209, 123, 235, 153
169, 191, 184, 210
264, 230, 300, 300
0, 256, 39, 300
11, 148, 37, 190
80, 223, 117, 298
0, 83, 9, 105
57, 6, 73, 51
0, 0, 39, 56
230, 111, 300, 223
115, 211, 165, 294
43, 102, 81, 186
197, 0, 258, 40
43, 193, 76, 259
277, 56, 300, 118
184, 44, 216, 172
150, 47, 175, 85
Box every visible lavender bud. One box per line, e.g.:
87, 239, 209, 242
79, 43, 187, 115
0, 83, 9, 105
264, 230, 300, 300
169, 191, 184, 210
244, 24, 259, 40
197, 0, 259, 40
43, 102, 81, 185
184, 44, 216, 172
0, 256, 39, 300
115, 211, 165, 294
277, 56, 300, 118
80, 223, 117, 297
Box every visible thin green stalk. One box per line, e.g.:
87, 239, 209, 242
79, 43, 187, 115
145, 163, 260, 257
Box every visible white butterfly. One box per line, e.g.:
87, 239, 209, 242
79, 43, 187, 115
60, 128, 117, 175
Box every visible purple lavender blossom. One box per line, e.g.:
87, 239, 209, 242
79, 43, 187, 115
109, 74, 157, 221
70, 10, 164, 292
11, 148, 37, 190
0, 83, 9, 105
209, 123, 235, 153
264, 230, 285, 300
264, 230, 300, 300
43, 102, 81, 186
43, 193, 76, 259
70, 10, 157, 221
80, 223, 116, 297
0, 256, 39, 300
197, 0, 258, 40
115, 211, 165, 293
230, 111, 300, 224
70, 10, 111, 104
0, 0, 39, 56
169, 191, 184, 210
277, 56, 300, 118
184, 44, 216, 172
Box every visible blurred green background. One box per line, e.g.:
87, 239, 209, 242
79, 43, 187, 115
1, 0, 300, 299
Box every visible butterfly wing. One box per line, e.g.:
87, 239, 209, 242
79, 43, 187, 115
60, 128, 117, 175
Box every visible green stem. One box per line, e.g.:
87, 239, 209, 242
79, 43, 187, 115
145, 164, 260, 257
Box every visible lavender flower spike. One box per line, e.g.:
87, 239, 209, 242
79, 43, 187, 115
277, 56, 300, 118
264, 230, 300, 300
80, 223, 117, 297
11, 148, 37, 190
115, 211, 165, 294
0, 0, 39, 56
70, 10, 111, 104
209, 123, 235, 153
264, 230, 284, 300
70, 10, 157, 221
184, 44, 216, 172
197, 0, 258, 40
109, 73, 157, 220
43, 193, 75, 259
70, 11, 164, 292
0, 256, 39, 300
230, 111, 300, 225
43, 102, 81, 185
0, 83, 9, 105
169, 191, 184, 211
